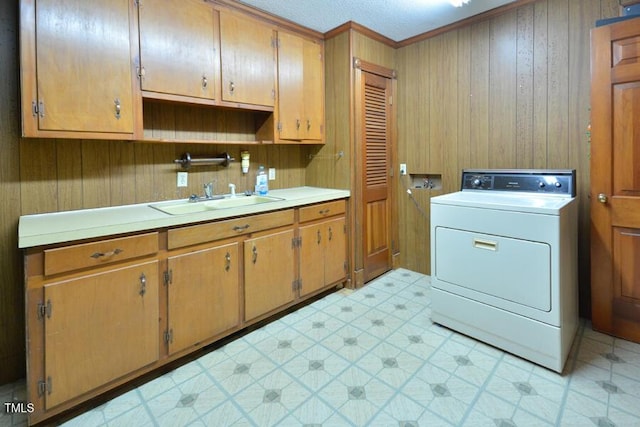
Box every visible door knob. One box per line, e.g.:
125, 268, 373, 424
597, 193, 608, 204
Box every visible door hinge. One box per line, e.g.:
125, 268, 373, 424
389, 95, 393, 105
272, 37, 279, 49
164, 269, 172, 286
292, 279, 302, 291
37, 377, 52, 396
272, 88, 276, 100
344, 260, 348, 272
164, 329, 173, 344
292, 236, 302, 248
137, 66, 146, 79
343, 224, 347, 234
37, 300, 52, 320
32, 100, 44, 118
277, 121, 282, 132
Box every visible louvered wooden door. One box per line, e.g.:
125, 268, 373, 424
361, 71, 392, 282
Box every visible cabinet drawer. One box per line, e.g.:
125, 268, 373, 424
168, 209, 295, 249
44, 232, 159, 276
299, 200, 346, 223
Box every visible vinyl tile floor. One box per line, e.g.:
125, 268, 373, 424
2, 269, 640, 426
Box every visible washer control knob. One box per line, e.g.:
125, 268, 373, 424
538, 182, 545, 188
472, 178, 482, 187
555, 182, 562, 188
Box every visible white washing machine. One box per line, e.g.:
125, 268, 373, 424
430, 169, 578, 373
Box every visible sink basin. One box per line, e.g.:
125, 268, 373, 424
204, 195, 281, 210
150, 195, 282, 215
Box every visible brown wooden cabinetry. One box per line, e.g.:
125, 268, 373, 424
25, 232, 160, 421
219, 9, 276, 108
299, 201, 347, 297
167, 242, 240, 355
137, 0, 218, 101
277, 32, 324, 142
20, 0, 137, 138
244, 228, 296, 321
42, 262, 159, 409
24, 198, 347, 425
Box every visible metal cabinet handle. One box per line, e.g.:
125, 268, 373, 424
202, 75, 208, 88
225, 252, 231, 271
90, 248, 123, 259
329, 227, 333, 241
229, 81, 235, 93
598, 193, 608, 204
307, 119, 311, 131
114, 98, 121, 119
317, 229, 321, 245
319, 209, 330, 215
252, 245, 258, 264
139, 273, 147, 296
296, 119, 301, 130
233, 224, 250, 232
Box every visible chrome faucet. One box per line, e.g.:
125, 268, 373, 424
204, 181, 214, 199
189, 180, 220, 202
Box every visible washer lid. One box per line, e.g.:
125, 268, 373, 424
430, 191, 574, 214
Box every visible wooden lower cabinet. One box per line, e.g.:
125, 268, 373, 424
244, 228, 296, 321
299, 217, 347, 297
167, 242, 240, 354
42, 261, 159, 409
24, 199, 348, 425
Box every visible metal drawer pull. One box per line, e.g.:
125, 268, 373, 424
319, 209, 330, 215
225, 252, 231, 271
229, 81, 235, 93
296, 119, 301, 130
317, 229, 321, 244
473, 239, 497, 251
202, 75, 208, 88
233, 224, 250, 232
621, 231, 640, 238
114, 98, 121, 119
139, 273, 147, 296
252, 245, 258, 264
90, 248, 123, 259
329, 227, 333, 241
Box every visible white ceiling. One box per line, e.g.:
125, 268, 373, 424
236, 0, 518, 42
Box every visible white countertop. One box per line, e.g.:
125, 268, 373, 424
18, 187, 350, 248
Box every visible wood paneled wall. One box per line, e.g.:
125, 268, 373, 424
396, 0, 621, 317
0, 0, 24, 385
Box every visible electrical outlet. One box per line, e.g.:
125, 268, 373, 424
399, 163, 407, 175
177, 171, 188, 187
268, 168, 276, 180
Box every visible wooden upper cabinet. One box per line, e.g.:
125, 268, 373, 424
137, 0, 217, 101
277, 32, 324, 142
302, 38, 324, 141
219, 9, 276, 108
21, 0, 136, 138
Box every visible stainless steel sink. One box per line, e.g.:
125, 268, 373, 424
150, 195, 282, 215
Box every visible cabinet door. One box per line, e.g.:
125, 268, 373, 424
324, 217, 347, 285
302, 38, 324, 140
138, 0, 216, 100
34, 0, 134, 134
299, 223, 325, 297
43, 261, 158, 409
167, 243, 240, 354
219, 10, 275, 107
244, 229, 295, 320
277, 32, 304, 140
